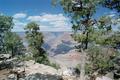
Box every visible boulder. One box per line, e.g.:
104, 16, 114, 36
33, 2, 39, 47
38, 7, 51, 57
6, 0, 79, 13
105, 72, 114, 79
62, 69, 73, 76
0, 60, 14, 70
23, 73, 62, 80
24, 60, 58, 75
0, 54, 11, 60
96, 76, 113, 80
9, 60, 63, 80
7, 60, 79, 80
7, 74, 17, 80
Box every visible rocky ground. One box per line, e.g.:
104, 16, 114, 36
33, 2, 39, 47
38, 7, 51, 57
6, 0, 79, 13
0, 60, 79, 80
0, 50, 114, 80
0, 69, 10, 80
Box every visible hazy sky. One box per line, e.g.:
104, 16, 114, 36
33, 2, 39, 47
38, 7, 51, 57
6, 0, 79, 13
0, 0, 117, 32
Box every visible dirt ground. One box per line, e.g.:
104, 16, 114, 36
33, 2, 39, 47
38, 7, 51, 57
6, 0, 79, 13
0, 69, 10, 80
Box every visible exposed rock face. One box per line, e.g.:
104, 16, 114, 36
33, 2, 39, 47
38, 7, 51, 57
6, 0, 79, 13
7, 73, 62, 80
24, 60, 58, 75
43, 32, 76, 56
7, 60, 63, 80
105, 72, 114, 79
0, 54, 11, 60
22, 73, 62, 80
0, 58, 15, 70
7, 74, 17, 80
96, 76, 113, 80
6, 60, 81, 80
49, 49, 81, 69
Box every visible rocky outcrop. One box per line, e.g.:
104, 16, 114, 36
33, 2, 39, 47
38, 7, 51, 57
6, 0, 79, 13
24, 60, 58, 75
0, 54, 11, 60
8, 73, 62, 80
22, 73, 62, 80
7, 74, 17, 80
7, 60, 81, 80
8, 60, 63, 80
96, 76, 112, 80
0, 58, 16, 70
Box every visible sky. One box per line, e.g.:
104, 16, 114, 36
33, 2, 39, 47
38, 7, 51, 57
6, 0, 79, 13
0, 0, 118, 32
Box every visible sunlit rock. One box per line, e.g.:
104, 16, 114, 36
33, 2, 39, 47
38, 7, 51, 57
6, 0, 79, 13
96, 76, 112, 80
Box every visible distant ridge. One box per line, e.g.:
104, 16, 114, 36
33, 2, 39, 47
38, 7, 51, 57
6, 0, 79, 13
16, 32, 76, 56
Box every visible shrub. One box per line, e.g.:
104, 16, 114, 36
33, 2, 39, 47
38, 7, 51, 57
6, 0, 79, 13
17, 55, 33, 61
85, 45, 118, 75
49, 63, 60, 70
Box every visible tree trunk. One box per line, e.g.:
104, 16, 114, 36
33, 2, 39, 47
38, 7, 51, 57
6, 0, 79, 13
84, 31, 89, 49
80, 49, 86, 80
11, 46, 14, 57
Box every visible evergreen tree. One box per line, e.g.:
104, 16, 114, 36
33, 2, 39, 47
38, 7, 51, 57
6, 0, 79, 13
103, 0, 120, 12
0, 15, 13, 54
25, 22, 49, 64
52, 0, 120, 79
4, 32, 25, 57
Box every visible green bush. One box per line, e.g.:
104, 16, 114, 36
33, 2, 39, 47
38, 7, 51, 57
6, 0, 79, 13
35, 55, 60, 70
36, 55, 50, 65
17, 55, 33, 61
86, 45, 118, 75
49, 63, 60, 70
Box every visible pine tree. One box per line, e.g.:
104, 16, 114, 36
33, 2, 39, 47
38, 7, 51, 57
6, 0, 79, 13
0, 15, 13, 54
25, 22, 49, 64
4, 32, 25, 57
52, 0, 120, 79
